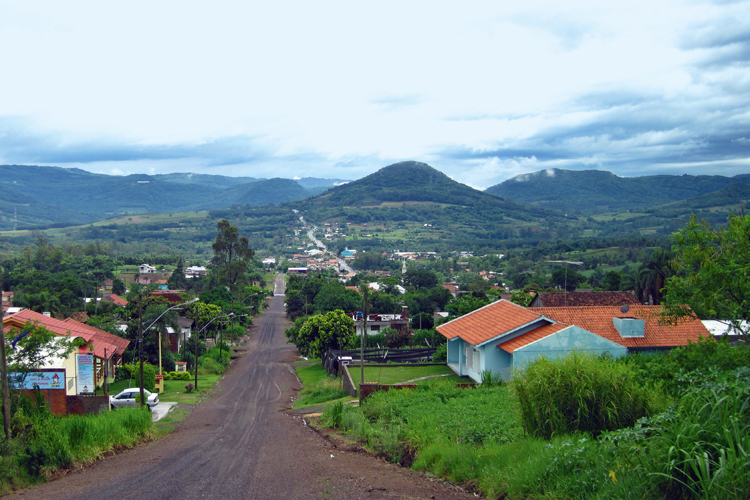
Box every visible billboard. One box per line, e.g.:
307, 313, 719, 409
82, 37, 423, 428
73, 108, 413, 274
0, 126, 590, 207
9, 370, 66, 390
77, 354, 95, 394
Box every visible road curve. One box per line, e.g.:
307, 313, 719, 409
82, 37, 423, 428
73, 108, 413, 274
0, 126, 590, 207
17, 275, 473, 500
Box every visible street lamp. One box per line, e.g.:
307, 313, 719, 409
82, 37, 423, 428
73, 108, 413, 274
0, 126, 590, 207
193, 312, 246, 391
139, 297, 199, 407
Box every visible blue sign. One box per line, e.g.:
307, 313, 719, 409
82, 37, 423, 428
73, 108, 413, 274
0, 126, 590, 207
9, 371, 65, 390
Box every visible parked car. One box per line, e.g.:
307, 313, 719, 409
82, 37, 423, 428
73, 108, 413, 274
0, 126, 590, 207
110, 388, 159, 409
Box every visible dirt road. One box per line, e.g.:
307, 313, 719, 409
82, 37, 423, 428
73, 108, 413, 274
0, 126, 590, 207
18, 275, 474, 500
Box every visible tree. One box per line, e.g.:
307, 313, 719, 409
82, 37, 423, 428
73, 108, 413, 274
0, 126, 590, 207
402, 270, 438, 290
445, 295, 490, 317
212, 220, 254, 291
551, 267, 585, 292
295, 310, 356, 358
112, 278, 126, 295
637, 249, 672, 305
314, 282, 361, 314
663, 214, 750, 336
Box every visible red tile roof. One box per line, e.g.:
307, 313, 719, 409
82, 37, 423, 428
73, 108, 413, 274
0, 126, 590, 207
532, 291, 640, 307
437, 300, 544, 345
3, 309, 129, 360
441, 284, 458, 293
498, 322, 569, 353
105, 294, 129, 307
529, 305, 707, 349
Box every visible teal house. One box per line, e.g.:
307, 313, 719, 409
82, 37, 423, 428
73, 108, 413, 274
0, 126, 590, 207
437, 300, 707, 383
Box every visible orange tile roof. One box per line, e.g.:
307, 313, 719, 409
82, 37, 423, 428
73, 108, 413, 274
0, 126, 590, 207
437, 300, 544, 346
533, 291, 640, 307
106, 294, 129, 307
529, 305, 708, 348
499, 322, 569, 353
4, 309, 129, 360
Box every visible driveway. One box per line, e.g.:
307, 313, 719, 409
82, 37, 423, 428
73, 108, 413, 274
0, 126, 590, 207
18, 274, 474, 500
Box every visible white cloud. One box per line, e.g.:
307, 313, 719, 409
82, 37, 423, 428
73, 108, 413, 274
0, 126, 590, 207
0, 0, 747, 186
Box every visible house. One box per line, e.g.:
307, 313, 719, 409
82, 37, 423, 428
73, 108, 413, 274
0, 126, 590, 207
1, 291, 14, 309
136, 273, 163, 285
3, 309, 130, 393
341, 249, 356, 258
185, 266, 207, 278
437, 300, 707, 383
103, 294, 129, 307
350, 306, 410, 336
166, 316, 195, 353
149, 289, 187, 303
139, 264, 156, 274
287, 267, 308, 275
262, 258, 277, 267
530, 291, 641, 308
441, 283, 459, 298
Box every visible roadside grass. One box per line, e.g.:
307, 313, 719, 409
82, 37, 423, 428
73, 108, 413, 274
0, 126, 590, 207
348, 364, 455, 386
159, 375, 222, 404
294, 364, 349, 409
153, 406, 191, 436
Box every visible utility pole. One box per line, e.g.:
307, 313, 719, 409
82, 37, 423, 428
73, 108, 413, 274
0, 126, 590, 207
138, 299, 145, 408
194, 305, 200, 391
359, 284, 369, 405
0, 266, 10, 439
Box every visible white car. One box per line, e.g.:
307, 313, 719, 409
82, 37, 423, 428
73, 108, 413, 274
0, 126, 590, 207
110, 388, 159, 409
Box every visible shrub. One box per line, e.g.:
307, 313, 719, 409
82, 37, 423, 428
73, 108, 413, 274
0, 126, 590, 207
184, 383, 194, 393
433, 344, 447, 362
514, 352, 664, 439
384, 328, 409, 348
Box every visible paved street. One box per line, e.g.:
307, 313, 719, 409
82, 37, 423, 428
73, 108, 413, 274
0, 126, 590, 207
17, 275, 473, 500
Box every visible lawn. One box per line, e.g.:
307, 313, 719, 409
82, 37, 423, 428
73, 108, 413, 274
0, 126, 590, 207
106, 374, 222, 405
294, 363, 350, 409
348, 364, 455, 386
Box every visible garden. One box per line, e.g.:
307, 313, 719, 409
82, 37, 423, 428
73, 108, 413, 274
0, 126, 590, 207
319, 337, 750, 499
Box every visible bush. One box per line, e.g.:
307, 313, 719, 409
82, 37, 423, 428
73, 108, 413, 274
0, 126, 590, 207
184, 383, 194, 393
433, 344, 447, 362
514, 352, 664, 439
117, 363, 156, 391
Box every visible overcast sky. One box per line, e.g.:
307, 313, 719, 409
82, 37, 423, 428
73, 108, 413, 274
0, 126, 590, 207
1, 1, 748, 188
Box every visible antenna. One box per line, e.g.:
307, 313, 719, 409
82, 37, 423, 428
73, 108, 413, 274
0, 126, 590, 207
545, 260, 583, 307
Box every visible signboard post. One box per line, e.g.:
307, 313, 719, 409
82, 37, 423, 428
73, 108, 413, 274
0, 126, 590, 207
77, 354, 94, 394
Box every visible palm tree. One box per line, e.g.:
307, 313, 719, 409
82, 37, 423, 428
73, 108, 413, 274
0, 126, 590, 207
638, 249, 673, 305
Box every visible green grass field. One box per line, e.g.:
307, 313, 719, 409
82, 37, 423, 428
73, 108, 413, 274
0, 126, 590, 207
348, 364, 455, 386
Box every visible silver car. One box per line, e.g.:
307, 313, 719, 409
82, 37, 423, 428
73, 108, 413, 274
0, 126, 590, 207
110, 388, 159, 409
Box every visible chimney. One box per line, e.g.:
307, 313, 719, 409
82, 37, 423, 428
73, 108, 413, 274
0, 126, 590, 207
401, 306, 408, 320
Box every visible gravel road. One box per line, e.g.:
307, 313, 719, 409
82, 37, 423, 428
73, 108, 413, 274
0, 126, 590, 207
16, 275, 475, 500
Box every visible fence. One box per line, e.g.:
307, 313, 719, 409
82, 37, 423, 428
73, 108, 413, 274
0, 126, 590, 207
323, 347, 437, 376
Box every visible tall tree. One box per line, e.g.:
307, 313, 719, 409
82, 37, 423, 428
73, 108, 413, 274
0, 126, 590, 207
211, 220, 254, 291
663, 214, 750, 337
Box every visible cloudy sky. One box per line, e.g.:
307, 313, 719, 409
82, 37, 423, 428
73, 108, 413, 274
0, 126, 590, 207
1, 1, 748, 188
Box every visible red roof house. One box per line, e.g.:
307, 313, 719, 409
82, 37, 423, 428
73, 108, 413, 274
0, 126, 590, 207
437, 299, 708, 383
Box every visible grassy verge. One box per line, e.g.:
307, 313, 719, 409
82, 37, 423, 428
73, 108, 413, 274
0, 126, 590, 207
294, 364, 350, 409
348, 364, 455, 386
159, 375, 222, 404
0, 405, 153, 494
320, 345, 750, 499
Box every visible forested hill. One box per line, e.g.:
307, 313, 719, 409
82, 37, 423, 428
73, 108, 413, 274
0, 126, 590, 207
307, 161, 512, 207
290, 161, 560, 228
0, 164, 344, 230
485, 168, 750, 213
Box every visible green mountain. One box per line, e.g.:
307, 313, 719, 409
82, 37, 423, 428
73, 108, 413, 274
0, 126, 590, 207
309, 161, 511, 207
292, 161, 559, 227
0, 164, 344, 229
154, 172, 260, 188
485, 169, 750, 213
224, 178, 313, 206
